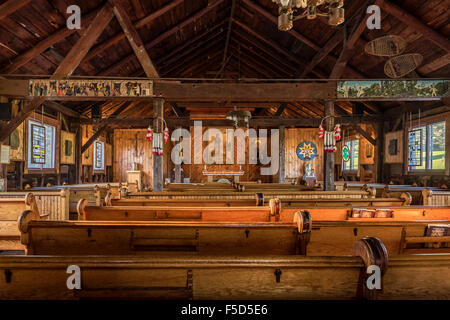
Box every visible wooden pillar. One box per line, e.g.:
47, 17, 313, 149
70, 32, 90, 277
375, 121, 385, 183
324, 101, 335, 191
279, 125, 285, 183
75, 123, 82, 184
153, 98, 164, 192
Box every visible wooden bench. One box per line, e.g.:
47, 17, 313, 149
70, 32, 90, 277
422, 188, 450, 206
107, 193, 410, 207
121, 190, 376, 201
77, 201, 450, 256
31, 184, 108, 215
0, 193, 43, 251
0, 238, 449, 300
18, 209, 310, 256
0, 190, 69, 221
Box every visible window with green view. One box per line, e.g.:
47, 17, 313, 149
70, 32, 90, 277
408, 121, 445, 171
343, 139, 359, 172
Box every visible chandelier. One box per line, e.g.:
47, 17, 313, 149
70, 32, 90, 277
272, 0, 345, 31
226, 108, 252, 128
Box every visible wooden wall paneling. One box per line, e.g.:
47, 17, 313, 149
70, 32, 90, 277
359, 124, 375, 165
81, 125, 93, 166
105, 143, 112, 167
285, 128, 323, 182
113, 129, 153, 187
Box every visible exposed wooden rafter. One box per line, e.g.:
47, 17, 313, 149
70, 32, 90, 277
98, 0, 225, 76
0, 0, 32, 21
110, 0, 159, 78
0, 7, 101, 74
329, 1, 376, 79
379, 0, 450, 53
217, 0, 237, 78
81, 101, 133, 153
84, 0, 185, 62
54, 3, 114, 77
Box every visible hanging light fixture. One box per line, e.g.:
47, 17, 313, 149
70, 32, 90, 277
272, 0, 344, 31
226, 107, 252, 128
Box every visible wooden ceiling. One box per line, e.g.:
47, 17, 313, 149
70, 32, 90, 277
0, 0, 449, 123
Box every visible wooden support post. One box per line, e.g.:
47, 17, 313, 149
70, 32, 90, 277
375, 121, 385, 183
279, 125, 285, 183
324, 101, 335, 191
16, 161, 23, 190
153, 98, 164, 192
75, 124, 82, 184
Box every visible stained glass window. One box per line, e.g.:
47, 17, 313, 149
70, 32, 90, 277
28, 120, 55, 169
343, 139, 359, 171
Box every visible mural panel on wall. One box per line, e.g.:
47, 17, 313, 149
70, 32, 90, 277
29, 80, 153, 97
60, 130, 75, 165
337, 80, 449, 99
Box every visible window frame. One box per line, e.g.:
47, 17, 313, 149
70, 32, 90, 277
342, 138, 360, 173
25, 116, 60, 174
407, 120, 446, 173
93, 140, 106, 172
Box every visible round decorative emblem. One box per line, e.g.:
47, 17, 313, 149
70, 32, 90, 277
342, 145, 350, 162
296, 141, 317, 161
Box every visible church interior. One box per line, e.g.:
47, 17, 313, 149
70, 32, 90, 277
0, 0, 449, 300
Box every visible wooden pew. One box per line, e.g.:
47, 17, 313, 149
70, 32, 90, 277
0, 190, 69, 221
106, 193, 410, 207
0, 193, 43, 251
77, 201, 450, 256
121, 190, 376, 200
422, 188, 450, 206
0, 238, 449, 300
18, 209, 310, 256
30, 184, 107, 216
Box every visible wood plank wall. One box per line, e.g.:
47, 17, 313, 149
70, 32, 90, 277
285, 128, 324, 182
181, 127, 267, 183
113, 129, 154, 187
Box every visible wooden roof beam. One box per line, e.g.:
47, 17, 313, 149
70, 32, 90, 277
0, 97, 46, 142
111, 0, 159, 78
0, 0, 32, 20
43, 101, 81, 118
0, 6, 101, 74
81, 101, 133, 153
217, 0, 237, 78
300, 0, 375, 78
54, 3, 114, 77
274, 103, 287, 117
352, 124, 376, 145
241, 0, 364, 78
329, 1, 375, 79
98, 0, 225, 76
378, 0, 450, 53
84, 0, 185, 62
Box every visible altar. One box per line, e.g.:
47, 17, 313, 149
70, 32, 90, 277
202, 168, 245, 183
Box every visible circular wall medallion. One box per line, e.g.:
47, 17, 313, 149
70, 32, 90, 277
342, 145, 350, 162
296, 141, 317, 161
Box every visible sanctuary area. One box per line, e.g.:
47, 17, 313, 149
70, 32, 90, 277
0, 0, 449, 300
